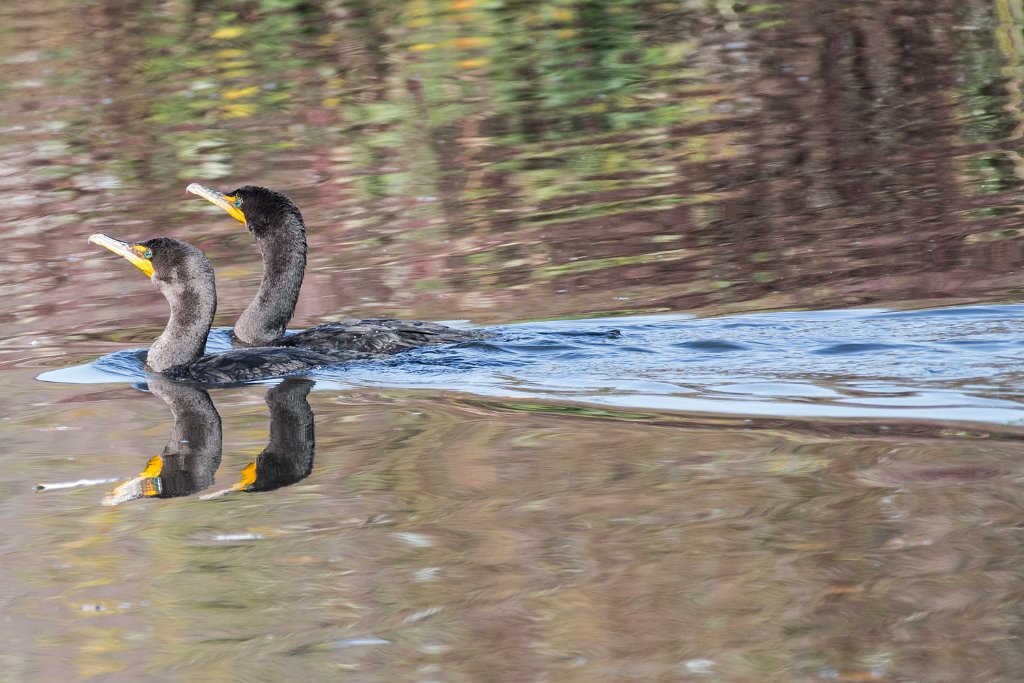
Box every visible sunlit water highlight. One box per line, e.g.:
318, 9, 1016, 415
37, 304, 1024, 425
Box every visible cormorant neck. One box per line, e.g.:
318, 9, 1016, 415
235, 213, 307, 346
251, 378, 316, 491
102, 379, 223, 504
147, 278, 217, 373
149, 379, 222, 454
265, 378, 315, 465
150, 379, 223, 497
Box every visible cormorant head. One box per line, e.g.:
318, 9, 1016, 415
186, 183, 304, 240
88, 234, 215, 295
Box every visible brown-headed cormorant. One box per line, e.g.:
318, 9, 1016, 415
88, 234, 365, 383
186, 183, 480, 353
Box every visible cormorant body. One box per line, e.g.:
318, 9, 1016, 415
187, 183, 483, 353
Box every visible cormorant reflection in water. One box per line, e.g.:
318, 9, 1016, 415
104, 378, 316, 506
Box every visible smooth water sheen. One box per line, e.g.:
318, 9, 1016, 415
5, 1, 1024, 681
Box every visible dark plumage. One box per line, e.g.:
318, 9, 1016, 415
187, 183, 484, 353
274, 317, 478, 354
89, 234, 367, 384
244, 378, 316, 493
163, 345, 354, 384
105, 378, 319, 504
201, 378, 318, 498
104, 378, 223, 504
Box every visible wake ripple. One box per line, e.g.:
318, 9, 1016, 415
36, 305, 1024, 425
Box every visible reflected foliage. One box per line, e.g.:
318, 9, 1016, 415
4, 0, 1024, 332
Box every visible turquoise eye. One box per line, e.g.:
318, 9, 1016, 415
234, 198, 242, 208
144, 249, 152, 259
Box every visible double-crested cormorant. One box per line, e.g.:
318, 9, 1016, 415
103, 378, 222, 505
88, 234, 365, 383
103, 378, 318, 505
186, 183, 481, 353
202, 378, 317, 498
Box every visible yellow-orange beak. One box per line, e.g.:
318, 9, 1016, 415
186, 183, 246, 224
102, 456, 164, 506
198, 460, 258, 499
88, 233, 155, 278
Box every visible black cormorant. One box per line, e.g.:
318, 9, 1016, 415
103, 378, 318, 505
88, 234, 366, 383
103, 378, 223, 505
186, 183, 481, 353
202, 378, 317, 498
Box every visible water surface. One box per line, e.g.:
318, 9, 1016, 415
37, 304, 1024, 424
4, 1, 1024, 681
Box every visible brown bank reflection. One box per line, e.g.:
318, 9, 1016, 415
6, 1, 1024, 346
103, 378, 315, 505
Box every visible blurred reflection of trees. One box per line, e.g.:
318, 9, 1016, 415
4, 0, 1024, 326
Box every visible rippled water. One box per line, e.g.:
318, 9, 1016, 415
38, 304, 1024, 424
6, 1, 1024, 681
